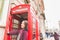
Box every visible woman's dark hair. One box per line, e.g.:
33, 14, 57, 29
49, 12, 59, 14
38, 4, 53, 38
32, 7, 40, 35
20, 20, 28, 31
23, 20, 28, 31
54, 32, 57, 34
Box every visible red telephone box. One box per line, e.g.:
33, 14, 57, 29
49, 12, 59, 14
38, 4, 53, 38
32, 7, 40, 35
4, 4, 39, 40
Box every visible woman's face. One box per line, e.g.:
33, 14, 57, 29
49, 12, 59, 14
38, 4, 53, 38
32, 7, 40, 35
21, 21, 25, 29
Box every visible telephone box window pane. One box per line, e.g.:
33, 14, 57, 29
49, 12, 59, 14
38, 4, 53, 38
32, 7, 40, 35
13, 19, 19, 29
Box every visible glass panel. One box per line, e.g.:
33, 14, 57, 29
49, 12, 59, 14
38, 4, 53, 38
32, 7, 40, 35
11, 19, 19, 40
13, 19, 19, 29
11, 35, 17, 40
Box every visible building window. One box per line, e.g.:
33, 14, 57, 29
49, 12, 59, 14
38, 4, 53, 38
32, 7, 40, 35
24, 0, 30, 4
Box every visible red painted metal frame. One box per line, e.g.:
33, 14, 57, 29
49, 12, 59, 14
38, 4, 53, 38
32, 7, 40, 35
11, 4, 29, 14
36, 20, 39, 40
4, 4, 39, 40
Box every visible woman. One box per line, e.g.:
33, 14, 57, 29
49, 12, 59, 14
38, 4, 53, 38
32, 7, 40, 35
8, 20, 28, 40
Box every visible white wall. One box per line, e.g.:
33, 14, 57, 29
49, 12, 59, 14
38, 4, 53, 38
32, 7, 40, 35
0, 28, 5, 40
0, 0, 9, 40
0, 0, 10, 26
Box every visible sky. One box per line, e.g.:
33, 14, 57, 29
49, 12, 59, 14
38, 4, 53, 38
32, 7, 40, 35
44, 0, 60, 29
